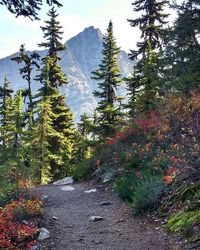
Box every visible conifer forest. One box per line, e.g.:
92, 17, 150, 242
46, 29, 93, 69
0, 0, 200, 249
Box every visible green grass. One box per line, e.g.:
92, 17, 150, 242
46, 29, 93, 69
167, 210, 200, 237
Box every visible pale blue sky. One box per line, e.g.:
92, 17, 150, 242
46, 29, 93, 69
0, 0, 176, 58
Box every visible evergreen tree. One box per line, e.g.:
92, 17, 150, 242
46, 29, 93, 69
32, 97, 58, 184
70, 113, 93, 164
35, 56, 57, 99
11, 90, 24, 155
38, 8, 76, 177
0, 77, 14, 151
38, 7, 67, 88
128, 0, 169, 111
78, 113, 92, 139
128, 0, 169, 60
50, 93, 76, 177
0, 85, 24, 184
11, 44, 40, 124
91, 111, 98, 139
124, 65, 141, 118
22, 57, 57, 183
36, 54, 75, 178
75, 113, 93, 161
163, 0, 200, 93
92, 21, 122, 138
0, 82, 24, 164
1, 0, 62, 20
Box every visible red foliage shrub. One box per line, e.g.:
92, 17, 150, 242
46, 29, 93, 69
163, 175, 173, 185
166, 166, 177, 175
115, 131, 127, 140
0, 197, 41, 249
135, 111, 159, 131
170, 156, 179, 164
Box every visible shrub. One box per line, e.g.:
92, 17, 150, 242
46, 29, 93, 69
115, 173, 166, 214
9, 198, 43, 222
0, 187, 40, 207
70, 162, 92, 181
0, 183, 16, 207
0, 196, 41, 249
114, 175, 138, 202
131, 176, 166, 214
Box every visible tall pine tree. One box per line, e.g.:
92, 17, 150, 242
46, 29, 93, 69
37, 9, 76, 178
92, 21, 122, 138
163, 0, 200, 93
22, 57, 58, 184
32, 97, 58, 184
11, 44, 40, 124
128, 0, 169, 60
128, 0, 169, 111
11, 90, 24, 155
75, 113, 93, 161
124, 65, 141, 118
0, 77, 14, 153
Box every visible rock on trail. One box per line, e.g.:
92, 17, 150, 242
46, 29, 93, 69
38, 182, 188, 250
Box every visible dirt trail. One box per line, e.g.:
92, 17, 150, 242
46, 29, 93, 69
38, 182, 188, 250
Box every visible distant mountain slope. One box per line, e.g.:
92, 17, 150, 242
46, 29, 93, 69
0, 26, 133, 121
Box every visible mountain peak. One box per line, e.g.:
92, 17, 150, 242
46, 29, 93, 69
83, 26, 95, 31
67, 26, 102, 46
82, 26, 102, 35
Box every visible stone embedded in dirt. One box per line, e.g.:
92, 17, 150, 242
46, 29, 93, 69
53, 177, 74, 186
100, 201, 112, 206
77, 238, 84, 242
96, 185, 105, 190
84, 189, 97, 193
38, 228, 50, 241
89, 216, 103, 222
52, 216, 59, 220
60, 186, 75, 191
115, 219, 125, 223
64, 225, 74, 228
41, 195, 48, 201
92, 240, 102, 245
22, 220, 28, 225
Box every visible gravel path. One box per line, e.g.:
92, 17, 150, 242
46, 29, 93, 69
38, 182, 189, 250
